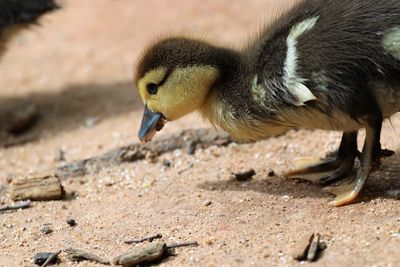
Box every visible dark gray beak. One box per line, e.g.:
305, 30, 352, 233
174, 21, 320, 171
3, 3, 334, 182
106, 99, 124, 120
138, 105, 166, 143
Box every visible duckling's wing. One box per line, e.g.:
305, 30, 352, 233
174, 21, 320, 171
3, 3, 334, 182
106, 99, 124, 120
290, 0, 400, 117
255, 0, 400, 116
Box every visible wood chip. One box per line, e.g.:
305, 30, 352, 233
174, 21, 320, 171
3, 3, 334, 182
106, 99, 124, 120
8, 173, 65, 201
113, 242, 166, 266
292, 233, 325, 262
291, 233, 314, 261
65, 248, 110, 265
307, 233, 320, 262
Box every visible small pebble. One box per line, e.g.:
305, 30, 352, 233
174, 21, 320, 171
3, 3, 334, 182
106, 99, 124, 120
145, 151, 158, 163
203, 200, 212, 207
54, 148, 66, 162
84, 117, 100, 128
185, 140, 197, 155
319, 242, 327, 250
205, 239, 213, 245
234, 169, 256, 182
66, 219, 76, 227
268, 170, 275, 177
40, 226, 53, 234
33, 252, 58, 265
163, 159, 172, 168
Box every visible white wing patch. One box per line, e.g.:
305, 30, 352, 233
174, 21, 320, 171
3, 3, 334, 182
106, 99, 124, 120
290, 82, 317, 105
382, 27, 400, 59
284, 16, 319, 106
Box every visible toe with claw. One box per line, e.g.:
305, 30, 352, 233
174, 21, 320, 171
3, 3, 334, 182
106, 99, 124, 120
285, 132, 358, 185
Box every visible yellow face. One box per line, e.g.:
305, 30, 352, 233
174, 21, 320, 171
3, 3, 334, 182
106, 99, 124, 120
137, 66, 219, 120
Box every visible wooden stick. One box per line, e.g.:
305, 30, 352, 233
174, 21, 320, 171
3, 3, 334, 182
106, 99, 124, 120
166, 241, 198, 249
124, 233, 162, 244
0, 200, 31, 212
40, 250, 61, 267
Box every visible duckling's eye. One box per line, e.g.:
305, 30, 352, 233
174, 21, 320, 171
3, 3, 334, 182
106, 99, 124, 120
147, 83, 158, 95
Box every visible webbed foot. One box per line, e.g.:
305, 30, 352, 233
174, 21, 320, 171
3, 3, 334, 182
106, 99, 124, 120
323, 170, 366, 206
284, 157, 346, 183
324, 147, 395, 206
285, 132, 358, 185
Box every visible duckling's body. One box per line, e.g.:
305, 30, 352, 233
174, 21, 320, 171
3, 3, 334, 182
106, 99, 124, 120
0, 0, 58, 56
136, 0, 400, 206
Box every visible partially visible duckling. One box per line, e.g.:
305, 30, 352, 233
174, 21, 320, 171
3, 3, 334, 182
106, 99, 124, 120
0, 0, 59, 56
135, 0, 400, 206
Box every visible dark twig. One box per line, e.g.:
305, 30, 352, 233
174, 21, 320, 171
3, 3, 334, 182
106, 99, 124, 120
65, 248, 110, 265
0, 200, 31, 212
166, 241, 198, 249
124, 233, 162, 244
40, 250, 61, 267
177, 164, 194, 175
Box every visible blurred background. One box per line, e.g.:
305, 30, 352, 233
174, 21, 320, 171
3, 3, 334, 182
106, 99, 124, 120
0, 0, 297, 176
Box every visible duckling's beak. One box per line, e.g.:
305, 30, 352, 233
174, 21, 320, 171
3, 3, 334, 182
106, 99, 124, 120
138, 105, 167, 143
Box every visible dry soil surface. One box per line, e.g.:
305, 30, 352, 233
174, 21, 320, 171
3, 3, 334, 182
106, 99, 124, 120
0, 1, 399, 266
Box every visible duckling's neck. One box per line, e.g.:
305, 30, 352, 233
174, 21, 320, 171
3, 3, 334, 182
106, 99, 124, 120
199, 47, 290, 141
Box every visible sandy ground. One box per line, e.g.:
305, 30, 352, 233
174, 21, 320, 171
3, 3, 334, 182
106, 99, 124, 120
0, 1, 399, 266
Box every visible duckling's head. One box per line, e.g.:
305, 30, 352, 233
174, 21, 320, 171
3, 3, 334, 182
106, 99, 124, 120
135, 37, 225, 143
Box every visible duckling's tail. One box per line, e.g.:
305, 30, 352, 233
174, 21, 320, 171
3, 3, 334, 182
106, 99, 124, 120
0, 0, 59, 30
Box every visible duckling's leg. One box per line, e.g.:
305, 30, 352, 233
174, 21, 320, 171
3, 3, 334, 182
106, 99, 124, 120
285, 131, 358, 184
324, 115, 384, 206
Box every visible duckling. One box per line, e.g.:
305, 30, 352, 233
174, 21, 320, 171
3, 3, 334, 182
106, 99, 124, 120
0, 0, 59, 57
135, 0, 400, 206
